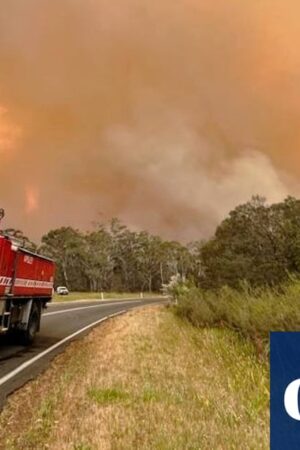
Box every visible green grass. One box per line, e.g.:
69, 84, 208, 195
175, 280, 300, 356
87, 387, 130, 405
53, 291, 162, 302
73, 445, 93, 450
73, 445, 92, 450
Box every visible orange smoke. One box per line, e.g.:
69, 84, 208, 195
0, 107, 21, 157
1, 1, 300, 240
25, 186, 39, 215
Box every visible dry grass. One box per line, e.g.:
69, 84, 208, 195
0, 306, 269, 450
53, 292, 161, 302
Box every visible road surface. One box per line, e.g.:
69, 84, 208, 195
0, 297, 165, 408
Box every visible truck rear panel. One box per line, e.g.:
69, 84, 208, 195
0, 236, 55, 298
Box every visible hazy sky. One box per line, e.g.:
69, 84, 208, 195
1, 0, 300, 241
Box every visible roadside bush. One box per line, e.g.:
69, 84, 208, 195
174, 279, 300, 355
162, 274, 190, 300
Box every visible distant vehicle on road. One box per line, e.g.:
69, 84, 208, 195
56, 286, 69, 295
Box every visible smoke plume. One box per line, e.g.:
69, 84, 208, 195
0, 0, 300, 241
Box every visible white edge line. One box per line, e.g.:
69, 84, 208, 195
43, 301, 139, 317
0, 310, 126, 387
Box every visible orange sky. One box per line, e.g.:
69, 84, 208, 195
1, 0, 300, 241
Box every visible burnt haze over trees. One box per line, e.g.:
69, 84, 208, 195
39, 219, 192, 292
10, 196, 300, 292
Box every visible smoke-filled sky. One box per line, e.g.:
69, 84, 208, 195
1, 0, 300, 241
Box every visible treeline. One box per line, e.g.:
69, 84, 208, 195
200, 196, 300, 289
38, 219, 193, 292
5, 195, 300, 292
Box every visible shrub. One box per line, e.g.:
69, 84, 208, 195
162, 274, 190, 300
174, 280, 300, 355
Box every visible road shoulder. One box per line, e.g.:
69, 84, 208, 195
0, 305, 269, 450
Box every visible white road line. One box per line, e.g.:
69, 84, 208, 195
43, 301, 140, 317
0, 310, 126, 387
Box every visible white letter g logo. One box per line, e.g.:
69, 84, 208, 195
284, 379, 300, 420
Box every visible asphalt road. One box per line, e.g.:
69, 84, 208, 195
0, 297, 165, 408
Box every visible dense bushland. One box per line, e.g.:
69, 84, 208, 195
173, 280, 300, 355
200, 196, 300, 289
169, 195, 300, 350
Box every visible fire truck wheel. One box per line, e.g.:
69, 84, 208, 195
20, 303, 40, 345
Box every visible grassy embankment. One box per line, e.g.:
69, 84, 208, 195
0, 306, 268, 450
175, 280, 300, 356
53, 291, 162, 302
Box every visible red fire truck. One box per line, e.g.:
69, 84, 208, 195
0, 232, 55, 344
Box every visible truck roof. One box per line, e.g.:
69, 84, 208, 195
0, 235, 54, 263
18, 247, 55, 263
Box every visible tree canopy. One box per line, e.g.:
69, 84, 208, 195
200, 196, 300, 288
39, 219, 192, 292
8, 196, 300, 292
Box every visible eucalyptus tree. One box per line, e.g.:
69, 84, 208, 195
81, 227, 114, 291
200, 196, 300, 289
40, 227, 86, 289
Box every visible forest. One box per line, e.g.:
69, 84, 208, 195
4, 195, 300, 293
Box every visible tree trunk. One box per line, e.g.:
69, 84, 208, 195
148, 274, 152, 292
62, 261, 69, 288
160, 262, 164, 286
